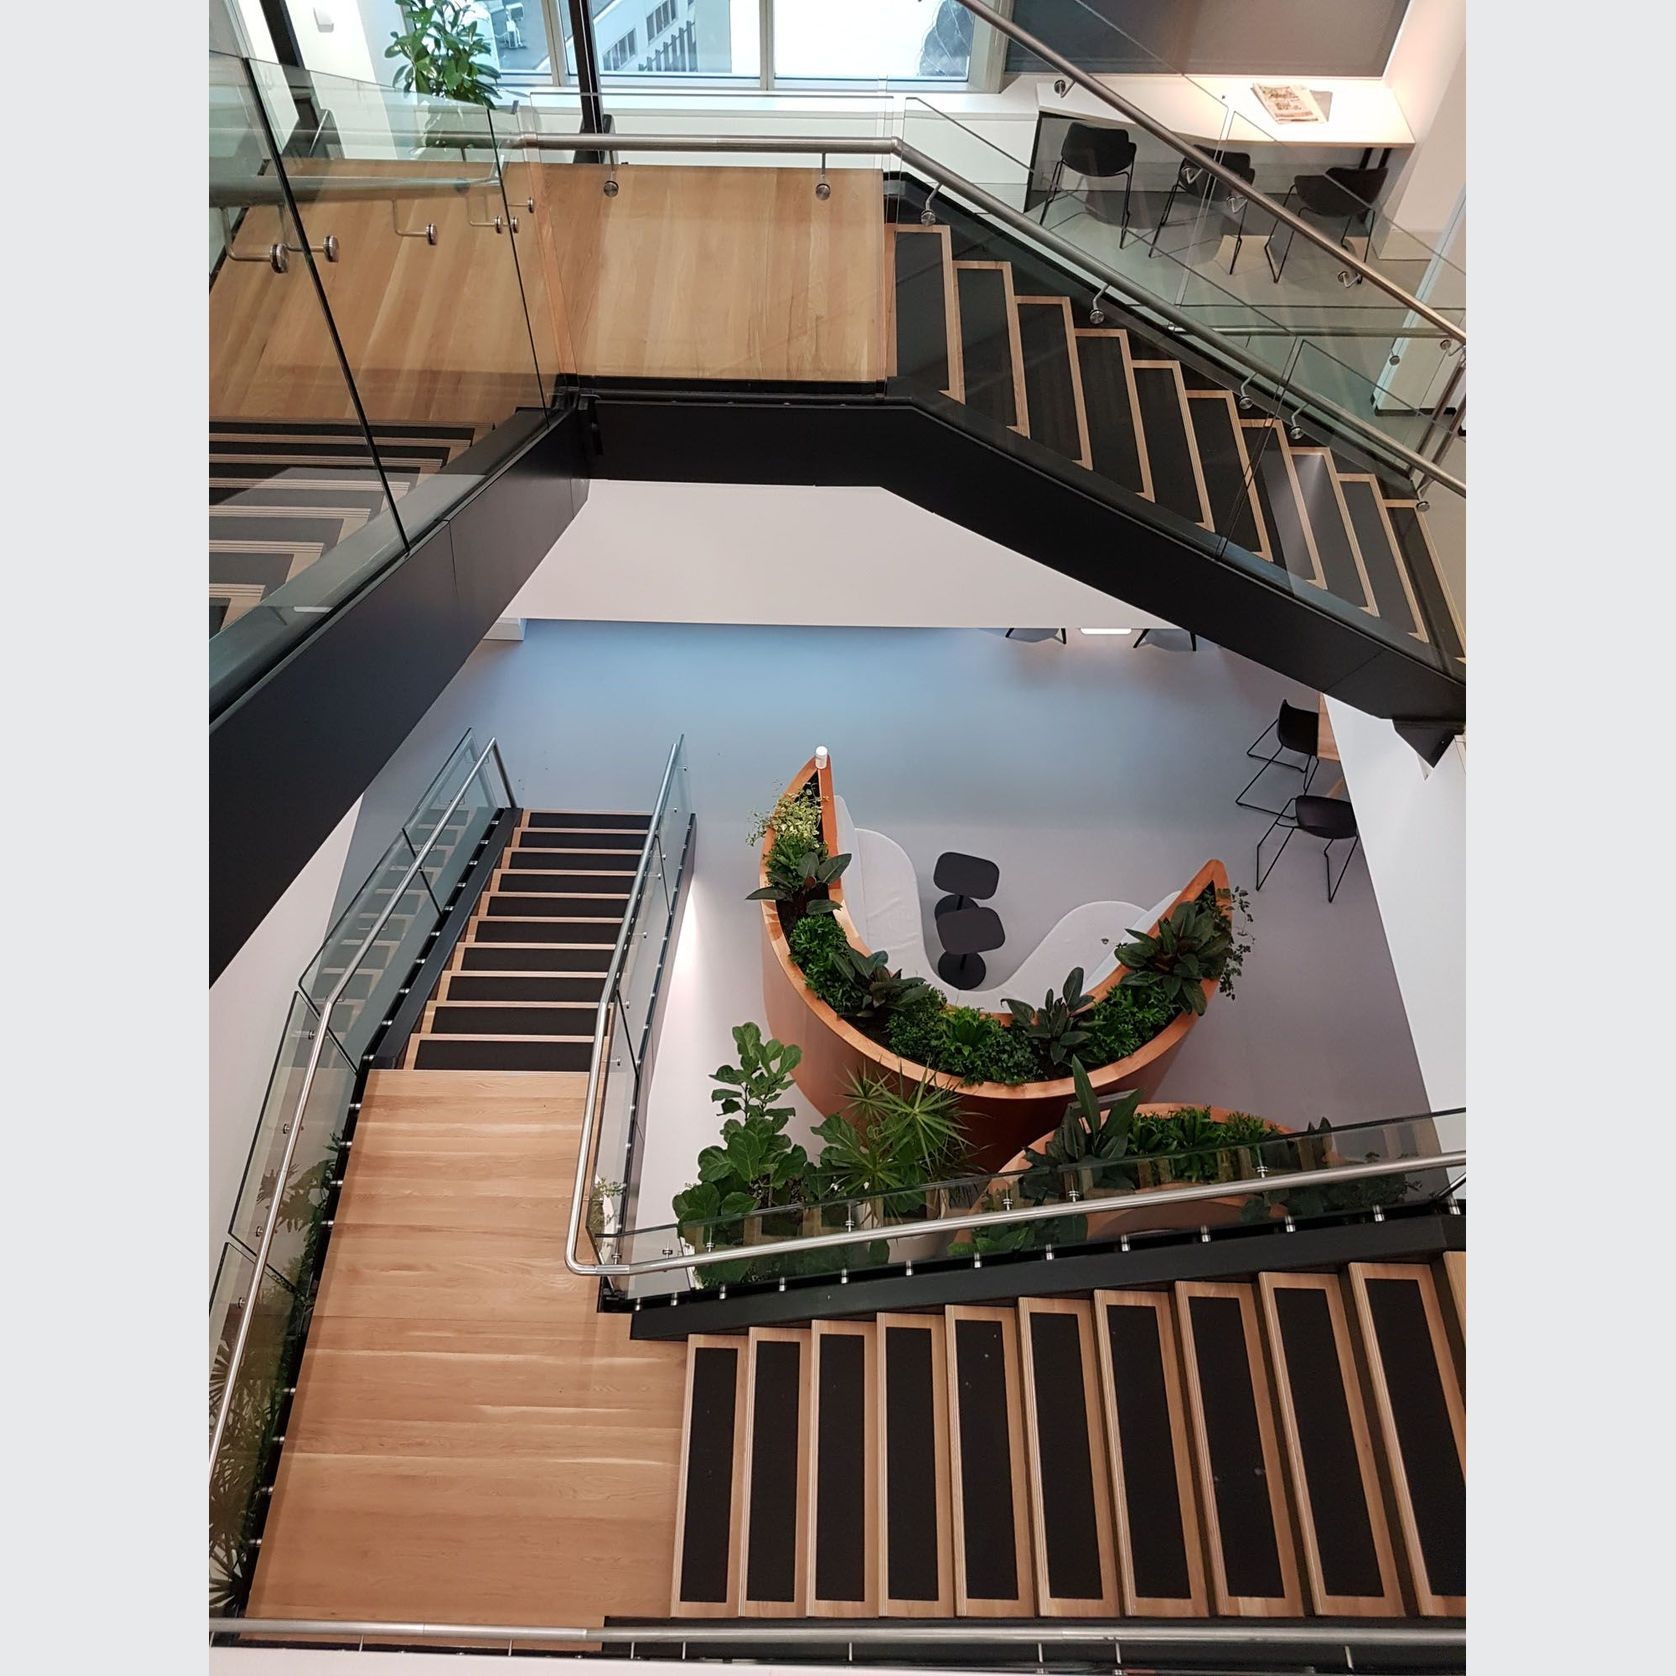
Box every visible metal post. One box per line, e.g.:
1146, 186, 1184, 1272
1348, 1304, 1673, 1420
565, 0, 606, 140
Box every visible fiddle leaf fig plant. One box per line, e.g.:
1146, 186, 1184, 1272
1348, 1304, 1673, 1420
1115, 886, 1252, 1016
386, 0, 503, 107
709, 1021, 801, 1126
1003, 966, 1097, 1072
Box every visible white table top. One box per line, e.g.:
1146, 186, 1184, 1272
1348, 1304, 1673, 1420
1037, 75, 1414, 150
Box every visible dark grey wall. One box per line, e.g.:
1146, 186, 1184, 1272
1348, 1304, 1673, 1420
1007, 1, 1410, 78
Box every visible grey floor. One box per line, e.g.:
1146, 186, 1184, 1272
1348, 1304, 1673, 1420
341, 619, 1426, 1239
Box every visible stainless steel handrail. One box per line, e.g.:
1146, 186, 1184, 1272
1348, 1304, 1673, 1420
209, 171, 502, 209
563, 737, 685, 1278
208, 737, 514, 1483
211, 1617, 1464, 1649
513, 130, 1464, 498
573, 1141, 1464, 1282
949, 0, 1465, 346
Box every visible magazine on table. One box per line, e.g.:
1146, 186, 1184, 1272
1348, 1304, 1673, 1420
1253, 83, 1326, 124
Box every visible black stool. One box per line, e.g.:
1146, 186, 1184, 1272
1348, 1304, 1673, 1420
1040, 121, 1137, 244
934, 850, 1000, 919
1256, 794, 1360, 902
1266, 165, 1388, 283
1237, 700, 1319, 814
1134, 627, 1198, 650
1149, 150, 1256, 273
938, 905, 1005, 989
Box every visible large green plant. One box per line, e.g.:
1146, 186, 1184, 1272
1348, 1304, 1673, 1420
1115, 886, 1252, 1016
824, 945, 939, 1026
1003, 967, 1097, 1073
886, 1004, 1037, 1084
811, 1069, 969, 1219
386, 0, 503, 107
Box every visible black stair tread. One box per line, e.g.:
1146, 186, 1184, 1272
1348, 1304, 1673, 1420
1383, 503, 1465, 666
1074, 332, 1149, 497
1177, 1284, 1303, 1613
209, 512, 358, 546
1349, 1266, 1466, 1609
472, 919, 622, 944
1133, 365, 1210, 526
1094, 1292, 1206, 1612
444, 974, 606, 1002
411, 1035, 593, 1071
809, 1324, 875, 1610
485, 894, 629, 918
490, 872, 632, 896
954, 264, 1022, 432
1260, 1277, 1401, 1613
524, 811, 652, 830
674, 1339, 746, 1611
742, 1333, 808, 1610
947, 1310, 1030, 1611
1287, 448, 1374, 612
893, 225, 957, 398
878, 1314, 951, 1611
210, 417, 478, 442
457, 943, 615, 973
1019, 1302, 1115, 1611
1185, 392, 1267, 557
1016, 298, 1090, 467
1335, 476, 1425, 638
1243, 424, 1326, 591
209, 483, 396, 511
209, 438, 456, 465
514, 828, 646, 851
427, 1003, 596, 1036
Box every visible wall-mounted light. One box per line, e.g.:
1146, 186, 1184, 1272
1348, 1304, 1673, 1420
1079, 627, 1134, 636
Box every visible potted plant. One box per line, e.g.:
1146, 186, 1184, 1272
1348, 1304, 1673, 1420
386, 1, 504, 108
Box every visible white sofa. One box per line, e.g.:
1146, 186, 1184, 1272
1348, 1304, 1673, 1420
831, 795, 1180, 1008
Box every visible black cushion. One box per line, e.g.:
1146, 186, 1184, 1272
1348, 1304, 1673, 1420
1062, 121, 1136, 178
934, 850, 1000, 899
1294, 795, 1357, 841
1276, 699, 1320, 758
939, 905, 1005, 956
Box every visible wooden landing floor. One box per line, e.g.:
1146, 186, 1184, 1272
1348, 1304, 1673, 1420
246, 1069, 686, 1629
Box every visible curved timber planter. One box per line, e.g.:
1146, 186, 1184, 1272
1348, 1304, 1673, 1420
759, 755, 1229, 1171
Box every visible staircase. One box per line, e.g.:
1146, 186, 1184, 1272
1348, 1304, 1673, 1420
400, 808, 648, 1071
888, 215, 1466, 675
208, 417, 481, 633
665, 1262, 1464, 1623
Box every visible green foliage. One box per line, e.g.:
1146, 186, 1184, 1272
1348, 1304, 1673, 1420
748, 844, 851, 914
748, 786, 822, 859
1003, 967, 1097, 1073
1079, 982, 1184, 1065
1024, 1064, 1144, 1197
811, 1070, 970, 1219
790, 912, 866, 1013
1247, 1117, 1417, 1223
1132, 1107, 1278, 1184
1116, 885, 1252, 1016
385, 0, 502, 106
826, 944, 939, 1026
886, 1004, 1039, 1084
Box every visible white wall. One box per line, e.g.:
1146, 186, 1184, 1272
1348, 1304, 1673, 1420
509, 480, 1173, 630
208, 800, 361, 1283
1383, 0, 1466, 238
1325, 700, 1464, 1130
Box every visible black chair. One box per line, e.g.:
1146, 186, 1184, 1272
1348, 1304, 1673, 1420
1134, 627, 1198, 651
1266, 165, 1388, 283
1039, 121, 1137, 244
1255, 793, 1359, 902
938, 905, 1005, 989
934, 851, 1000, 920
1005, 627, 1066, 644
1236, 700, 1319, 814
1149, 150, 1256, 273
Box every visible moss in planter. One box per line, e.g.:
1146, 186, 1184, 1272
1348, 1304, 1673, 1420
1077, 983, 1186, 1068
790, 912, 867, 1014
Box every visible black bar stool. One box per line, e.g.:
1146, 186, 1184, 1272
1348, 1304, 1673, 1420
1237, 700, 1319, 814
1149, 150, 1256, 272
1255, 794, 1360, 902
1039, 121, 1137, 244
935, 851, 1000, 919
938, 905, 1005, 989
1266, 165, 1389, 283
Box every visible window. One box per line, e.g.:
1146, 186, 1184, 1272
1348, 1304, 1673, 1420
772, 0, 974, 82
601, 26, 638, 70
564, 0, 762, 79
